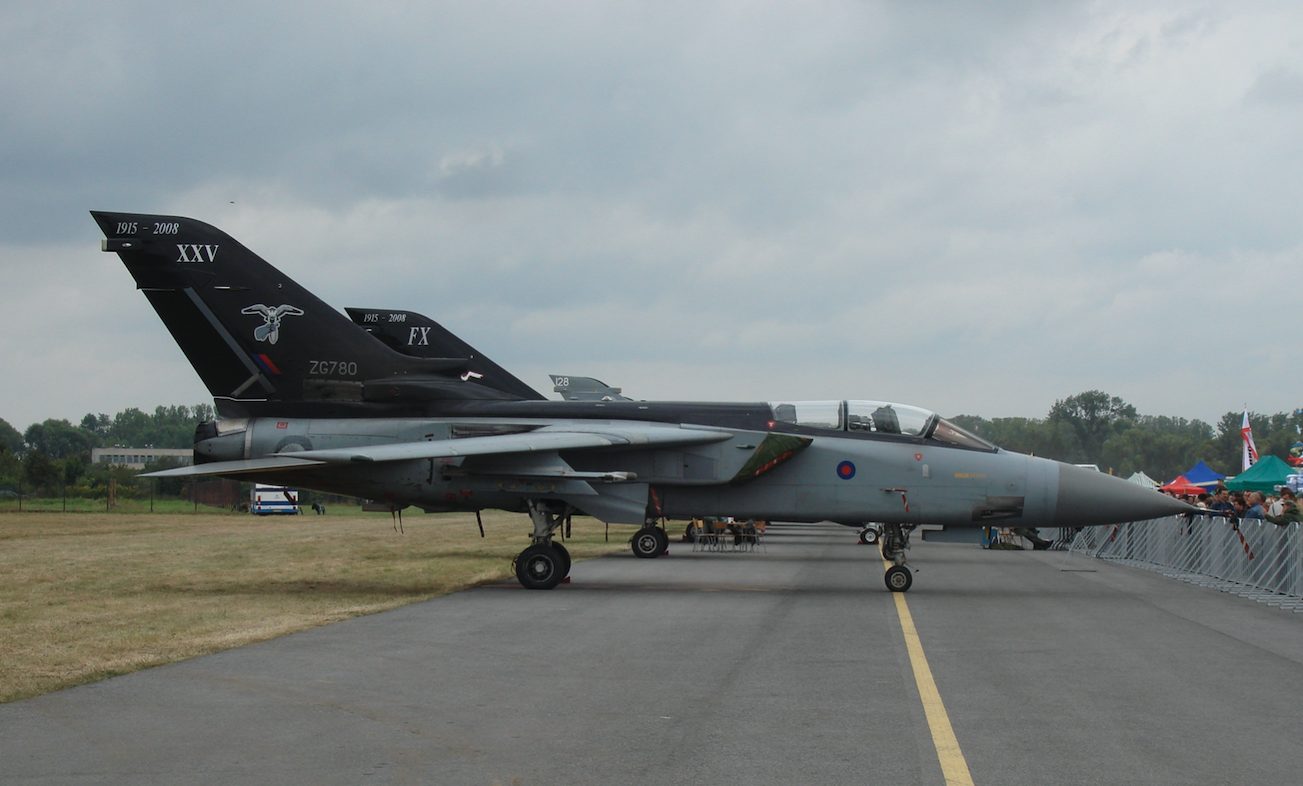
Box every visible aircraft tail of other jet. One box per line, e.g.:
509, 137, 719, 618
346, 308, 544, 401
92, 211, 532, 412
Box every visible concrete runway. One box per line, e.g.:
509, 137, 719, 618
4, 522, 1302, 785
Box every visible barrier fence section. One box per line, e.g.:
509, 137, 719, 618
1068, 516, 1303, 612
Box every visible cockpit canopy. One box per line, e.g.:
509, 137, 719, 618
768, 400, 996, 451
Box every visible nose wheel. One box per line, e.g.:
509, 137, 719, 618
880, 522, 915, 592
884, 564, 913, 592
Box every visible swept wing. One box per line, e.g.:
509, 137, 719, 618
144, 422, 732, 478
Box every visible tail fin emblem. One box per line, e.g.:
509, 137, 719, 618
241, 304, 305, 344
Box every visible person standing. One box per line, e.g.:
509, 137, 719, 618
1266, 489, 1303, 526
1243, 493, 1266, 520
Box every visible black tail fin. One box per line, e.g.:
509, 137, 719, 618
92, 211, 530, 413
345, 308, 544, 400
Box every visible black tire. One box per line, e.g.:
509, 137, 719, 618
858, 527, 879, 545
653, 526, 670, 554
515, 545, 564, 590
552, 542, 572, 578
684, 522, 697, 542
631, 527, 663, 559
884, 565, 912, 593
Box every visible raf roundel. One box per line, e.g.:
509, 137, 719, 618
836, 461, 856, 480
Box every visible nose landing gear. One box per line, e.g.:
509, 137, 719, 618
880, 522, 916, 592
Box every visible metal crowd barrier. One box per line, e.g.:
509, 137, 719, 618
1067, 516, 1303, 612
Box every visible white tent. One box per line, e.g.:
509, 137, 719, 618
1126, 471, 1159, 490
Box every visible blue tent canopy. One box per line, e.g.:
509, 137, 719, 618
1180, 460, 1226, 487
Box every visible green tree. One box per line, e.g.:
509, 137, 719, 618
1201, 410, 1303, 477
22, 451, 61, 490
0, 449, 20, 491
1047, 391, 1138, 466
23, 419, 99, 459
80, 413, 111, 439
60, 454, 88, 487
1100, 421, 1214, 482
97, 404, 214, 449
949, 415, 1067, 459
141, 456, 188, 497
0, 417, 23, 455
955, 393, 1226, 477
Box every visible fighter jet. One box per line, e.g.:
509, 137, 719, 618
548, 375, 632, 402
93, 211, 1193, 592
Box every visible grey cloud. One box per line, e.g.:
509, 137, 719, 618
3, 0, 1303, 428
1244, 65, 1303, 105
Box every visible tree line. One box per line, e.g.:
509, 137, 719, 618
0, 404, 213, 497
951, 391, 1303, 481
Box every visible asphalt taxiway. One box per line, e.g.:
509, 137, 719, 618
3, 522, 1302, 785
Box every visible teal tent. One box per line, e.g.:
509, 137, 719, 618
1225, 455, 1297, 493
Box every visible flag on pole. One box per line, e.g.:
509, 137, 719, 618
1242, 408, 1259, 471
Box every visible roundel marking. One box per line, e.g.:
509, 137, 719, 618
836, 461, 856, 480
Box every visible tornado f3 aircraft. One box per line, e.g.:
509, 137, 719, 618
93, 211, 1192, 592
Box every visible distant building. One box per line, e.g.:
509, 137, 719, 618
90, 448, 193, 470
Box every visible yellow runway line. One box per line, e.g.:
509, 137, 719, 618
886, 563, 976, 786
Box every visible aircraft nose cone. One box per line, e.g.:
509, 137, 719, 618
1053, 463, 1194, 527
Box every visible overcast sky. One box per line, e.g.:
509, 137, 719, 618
2, 0, 1301, 431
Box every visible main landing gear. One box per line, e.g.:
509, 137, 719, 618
630, 524, 669, 559
513, 500, 575, 590
880, 522, 916, 593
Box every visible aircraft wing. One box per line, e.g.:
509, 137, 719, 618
143, 423, 733, 478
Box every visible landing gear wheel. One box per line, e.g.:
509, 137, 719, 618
631, 527, 666, 559
684, 522, 697, 542
858, 527, 880, 545
885, 565, 912, 593
551, 542, 572, 579
515, 544, 564, 590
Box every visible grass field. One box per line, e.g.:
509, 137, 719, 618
0, 510, 640, 704
0, 497, 241, 514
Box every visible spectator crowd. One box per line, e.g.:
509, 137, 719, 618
1166, 485, 1303, 526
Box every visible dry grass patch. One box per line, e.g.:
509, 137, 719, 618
0, 510, 639, 703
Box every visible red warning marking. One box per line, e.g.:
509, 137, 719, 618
914, 453, 922, 461
754, 451, 794, 477
277, 421, 288, 429
1233, 523, 1255, 560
